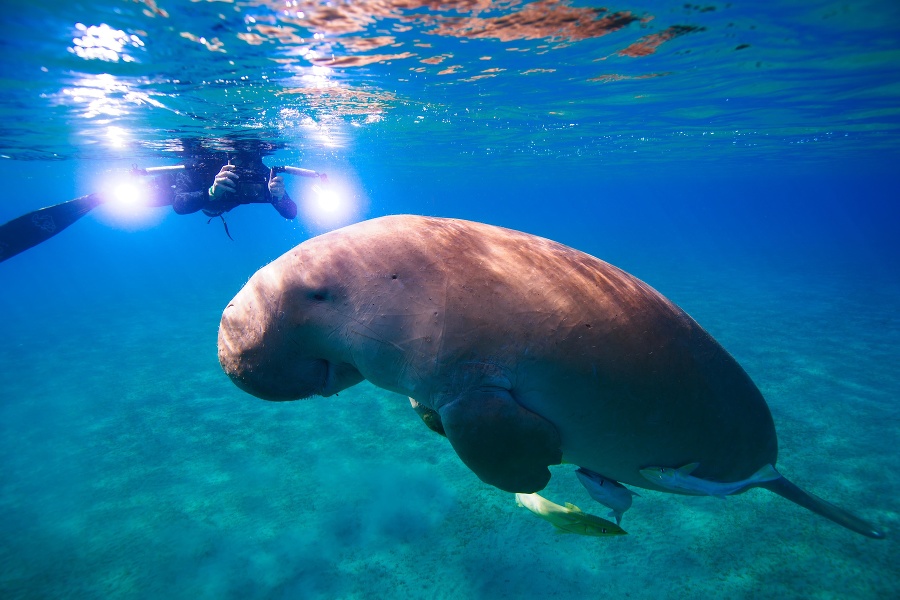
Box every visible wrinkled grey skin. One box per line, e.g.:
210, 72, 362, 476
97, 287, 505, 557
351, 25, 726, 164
218, 215, 883, 538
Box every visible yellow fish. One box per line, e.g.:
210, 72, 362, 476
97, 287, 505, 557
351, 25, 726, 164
515, 493, 627, 536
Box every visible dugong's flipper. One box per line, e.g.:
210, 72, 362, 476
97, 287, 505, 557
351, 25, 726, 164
439, 389, 562, 493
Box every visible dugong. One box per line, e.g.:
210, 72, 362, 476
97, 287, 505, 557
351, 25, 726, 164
218, 215, 884, 539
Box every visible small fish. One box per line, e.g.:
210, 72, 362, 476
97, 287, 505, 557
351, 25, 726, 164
575, 467, 639, 525
639, 462, 782, 498
515, 492, 627, 536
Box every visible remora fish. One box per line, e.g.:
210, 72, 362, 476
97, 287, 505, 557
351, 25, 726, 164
515, 492, 626, 536
639, 463, 782, 499
575, 467, 639, 524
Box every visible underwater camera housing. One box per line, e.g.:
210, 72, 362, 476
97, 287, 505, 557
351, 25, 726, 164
230, 165, 270, 199
232, 165, 269, 188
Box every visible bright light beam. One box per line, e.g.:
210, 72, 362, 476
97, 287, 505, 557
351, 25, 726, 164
311, 183, 341, 215
113, 181, 144, 206
94, 175, 164, 230
299, 176, 360, 231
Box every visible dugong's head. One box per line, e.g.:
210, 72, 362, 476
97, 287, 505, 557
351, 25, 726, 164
217, 247, 364, 401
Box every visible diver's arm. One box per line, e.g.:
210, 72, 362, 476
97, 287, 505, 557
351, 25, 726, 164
172, 167, 229, 215
271, 191, 297, 219
142, 172, 177, 207
267, 173, 297, 219
172, 169, 206, 214
172, 191, 207, 215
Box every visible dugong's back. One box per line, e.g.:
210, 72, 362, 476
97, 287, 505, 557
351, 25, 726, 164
296, 215, 777, 489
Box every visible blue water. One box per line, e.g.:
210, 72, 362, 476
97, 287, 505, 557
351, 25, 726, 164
1, 1, 899, 598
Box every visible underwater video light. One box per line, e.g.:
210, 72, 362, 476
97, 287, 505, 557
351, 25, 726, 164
112, 181, 143, 206
311, 183, 341, 215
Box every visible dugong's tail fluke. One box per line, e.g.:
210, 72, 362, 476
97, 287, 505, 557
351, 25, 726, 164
761, 476, 885, 539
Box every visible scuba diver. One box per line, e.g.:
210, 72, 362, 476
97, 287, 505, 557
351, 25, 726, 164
0, 139, 325, 263
157, 142, 299, 238
175, 156, 296, 219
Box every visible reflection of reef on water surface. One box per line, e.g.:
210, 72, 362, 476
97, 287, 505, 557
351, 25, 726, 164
237, 0, 705, 78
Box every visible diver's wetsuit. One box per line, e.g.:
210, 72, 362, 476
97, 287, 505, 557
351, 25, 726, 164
170, 158, 297, 219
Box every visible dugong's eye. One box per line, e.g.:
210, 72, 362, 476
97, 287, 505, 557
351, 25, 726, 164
310, 291, 327, 302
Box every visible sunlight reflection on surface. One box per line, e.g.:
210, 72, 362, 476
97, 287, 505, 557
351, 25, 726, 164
0, 0, 895, 167
106, 126, 129, 149
70, 23, 144, 63
54, 73, 169, 122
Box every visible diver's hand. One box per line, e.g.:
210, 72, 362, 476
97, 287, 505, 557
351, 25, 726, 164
209, 164, 238, 200
268, 175, 285, 201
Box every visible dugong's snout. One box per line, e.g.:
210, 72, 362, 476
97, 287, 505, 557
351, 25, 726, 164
217, 296, 324, 401
218, 280, 363, 402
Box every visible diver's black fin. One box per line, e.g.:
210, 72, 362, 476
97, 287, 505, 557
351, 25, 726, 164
0, 194, 104, 263
761, 475, 885, 539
